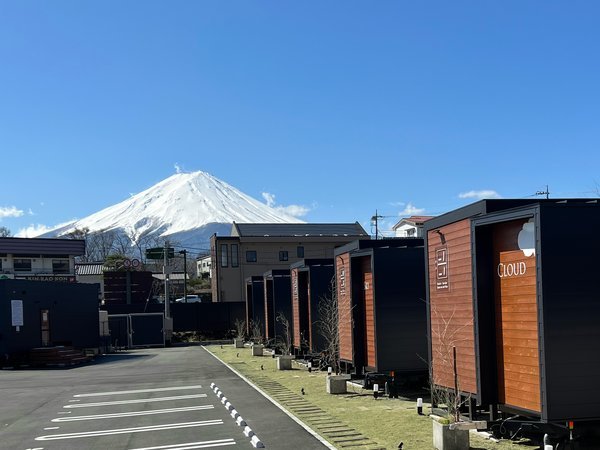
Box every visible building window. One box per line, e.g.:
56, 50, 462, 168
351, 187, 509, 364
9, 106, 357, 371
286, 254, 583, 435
220, 244, 228, 267
231, 244, 239, 268
14, 259, 32, 272
297, 246, 304, 258
406, 228, 416, 237
52, 259, 70, 274
246, 250, 257, 263
279, 251, 289, 261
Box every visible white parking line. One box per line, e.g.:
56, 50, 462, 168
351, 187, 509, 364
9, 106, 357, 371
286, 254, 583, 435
64, 394, 207, 408
44, 426, 60, 430
74, 385, 204, 398
52, 405, 215, 422
128, 438, 236, 450
35, 419, 223, 441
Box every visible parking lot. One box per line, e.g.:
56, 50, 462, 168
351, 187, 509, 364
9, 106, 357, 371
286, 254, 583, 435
0, 346, 329, 450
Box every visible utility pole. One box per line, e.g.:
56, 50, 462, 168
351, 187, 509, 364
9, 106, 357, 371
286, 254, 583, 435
179, 250, 188, 303
536, 185, 550, 199
371, 210, 384, 240
163, 240, 171, 318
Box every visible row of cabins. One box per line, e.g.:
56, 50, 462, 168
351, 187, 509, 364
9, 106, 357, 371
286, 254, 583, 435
220, 200, 600, 434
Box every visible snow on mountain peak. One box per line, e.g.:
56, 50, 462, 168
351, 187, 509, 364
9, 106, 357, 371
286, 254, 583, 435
39, 170, 304, 243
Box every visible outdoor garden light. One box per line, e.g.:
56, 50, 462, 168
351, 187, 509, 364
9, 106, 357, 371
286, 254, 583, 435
307, 361, 312, 373
373, 383, 379, 399
327, 366, 332, 375
417, 397, 423, 415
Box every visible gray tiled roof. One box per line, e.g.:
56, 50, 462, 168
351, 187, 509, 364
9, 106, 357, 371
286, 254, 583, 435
232, 222, 368, 237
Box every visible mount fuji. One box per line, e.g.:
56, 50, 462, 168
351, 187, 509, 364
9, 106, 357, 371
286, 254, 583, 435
38, 171, 304, 252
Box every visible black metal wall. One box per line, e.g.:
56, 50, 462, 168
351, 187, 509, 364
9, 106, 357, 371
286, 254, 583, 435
538, 203, 600, 422
307, 264, 334, 353
372, 247, 428, 374
103, 302, 245, 335
270, 271, 292, 343
0, 280, 100, 355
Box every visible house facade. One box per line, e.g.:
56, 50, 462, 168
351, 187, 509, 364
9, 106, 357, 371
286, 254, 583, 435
211, 222, 368, 302
392, 215, 434, 238
0, 237, 85, 282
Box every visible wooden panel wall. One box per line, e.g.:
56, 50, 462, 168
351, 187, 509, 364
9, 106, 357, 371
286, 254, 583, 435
291, 269, 302, 348
361, 257, 376, 369
337, 254, 353, 362
493, 219, 540, 412
428, 219, 478, 394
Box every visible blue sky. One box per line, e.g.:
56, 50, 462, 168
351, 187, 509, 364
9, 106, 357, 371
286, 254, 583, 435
1, 2, 599, 237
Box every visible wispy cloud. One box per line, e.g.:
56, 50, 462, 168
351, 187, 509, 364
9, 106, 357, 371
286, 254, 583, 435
397, 202, 426, 216
262, 192, 310, 218
174, 163, 184, 174
458, 190, 502, 200
0, 206, 24, 219
16, 224, 54, 237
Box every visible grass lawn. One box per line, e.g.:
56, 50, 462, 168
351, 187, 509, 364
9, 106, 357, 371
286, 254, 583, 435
205, 345, 536, 450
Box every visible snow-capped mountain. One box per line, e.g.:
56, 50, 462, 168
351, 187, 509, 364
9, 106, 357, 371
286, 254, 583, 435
39, 171, 304, 251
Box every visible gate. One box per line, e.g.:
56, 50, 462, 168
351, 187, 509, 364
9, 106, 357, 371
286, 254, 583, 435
107, 313, 165, 349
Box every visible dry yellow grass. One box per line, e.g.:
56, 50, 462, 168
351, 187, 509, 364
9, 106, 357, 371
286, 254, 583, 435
206, 345, 535, 450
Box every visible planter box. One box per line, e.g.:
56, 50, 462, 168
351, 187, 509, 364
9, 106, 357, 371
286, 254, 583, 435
326, 375, 349, 394
432, 420, 469, 450
234, 339, 244, 348
276, 355, 294, 370
251, 344, 264, 356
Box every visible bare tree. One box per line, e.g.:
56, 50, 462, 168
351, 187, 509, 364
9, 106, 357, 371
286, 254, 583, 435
275, 312, 292, 355
234, 319, 246, 340
0, 227, 11, 237
249, 319, 264, 345
428, 303, 473, 423
317, 276, 343, 373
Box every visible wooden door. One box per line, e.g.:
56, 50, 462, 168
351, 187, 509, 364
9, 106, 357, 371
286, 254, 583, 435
41, 309, 50, 347
493, 219, 540, 412
363, 271, 376, 368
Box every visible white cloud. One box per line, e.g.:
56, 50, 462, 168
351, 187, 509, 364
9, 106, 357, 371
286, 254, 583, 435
276, 204, 310, 218
16, 224, 54, 237
398, 202, 426, 216
262, 192, 276, 208
0, 206, 24, 219
174, 163, 184, 174
262, 192, 310, 218
15, 219, 75, 238
459, 190, 502, 200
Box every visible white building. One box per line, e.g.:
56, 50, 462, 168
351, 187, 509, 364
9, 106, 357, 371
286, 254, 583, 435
392, 216, 435, 238
196, 254, 211, 278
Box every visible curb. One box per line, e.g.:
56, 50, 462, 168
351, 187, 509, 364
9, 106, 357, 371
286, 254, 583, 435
203, 346, 336, 450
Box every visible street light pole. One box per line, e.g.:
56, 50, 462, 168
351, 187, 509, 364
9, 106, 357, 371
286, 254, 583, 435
163, 240, 170, 318
179, 250, 188, 303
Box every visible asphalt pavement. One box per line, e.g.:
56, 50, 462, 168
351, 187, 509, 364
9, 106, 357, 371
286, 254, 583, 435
0, 346, 330, 450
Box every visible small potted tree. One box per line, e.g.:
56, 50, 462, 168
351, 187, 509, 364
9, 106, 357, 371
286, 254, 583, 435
249, 320, 264, 356
274, 312, 294, 370
233, 319, 245, 348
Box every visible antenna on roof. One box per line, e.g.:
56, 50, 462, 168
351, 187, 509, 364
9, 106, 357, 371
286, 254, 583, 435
535, 185, 550, 199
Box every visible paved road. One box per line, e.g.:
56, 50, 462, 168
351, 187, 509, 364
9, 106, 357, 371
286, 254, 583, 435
0, 346, 330, 450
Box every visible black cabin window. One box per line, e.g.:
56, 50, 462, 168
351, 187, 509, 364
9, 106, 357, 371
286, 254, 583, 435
220, 244, 228, 267
52, 259, 70, 274
296, 246, 304, 258
279, 251, 289, 261
246, 250, 257, 263
231, 244, 239, 268
14, 258, 32, 272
